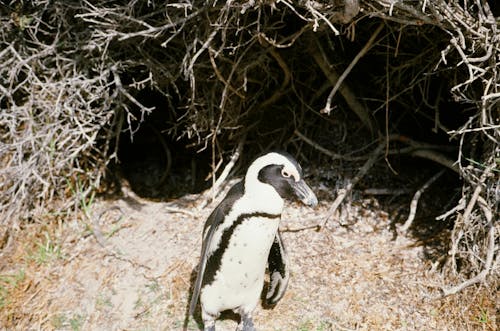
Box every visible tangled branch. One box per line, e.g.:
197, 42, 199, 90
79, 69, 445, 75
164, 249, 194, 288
0, 0, 498, 292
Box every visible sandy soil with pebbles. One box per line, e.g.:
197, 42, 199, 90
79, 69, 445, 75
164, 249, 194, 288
0, 180, 497, 331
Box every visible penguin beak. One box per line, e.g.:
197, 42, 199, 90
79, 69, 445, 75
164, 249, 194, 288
291, 179, 318, 207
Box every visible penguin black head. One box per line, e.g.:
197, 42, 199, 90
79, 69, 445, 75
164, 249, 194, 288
245, 151, 318, 207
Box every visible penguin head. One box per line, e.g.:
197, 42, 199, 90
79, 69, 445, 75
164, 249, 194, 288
245, 152, 318, 207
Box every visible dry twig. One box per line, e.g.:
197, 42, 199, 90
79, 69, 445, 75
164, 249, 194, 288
0, 0, 498, 296
321, 142, 385, 228
398, 169, 446, 233
312, 40, 376, 134
324, 22, 384, 114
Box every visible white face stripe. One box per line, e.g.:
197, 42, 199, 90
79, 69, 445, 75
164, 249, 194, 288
281, 164, 300, 182
245, 152, 301, 188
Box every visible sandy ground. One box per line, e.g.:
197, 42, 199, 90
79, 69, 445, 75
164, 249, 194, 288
0, 181, 497, 331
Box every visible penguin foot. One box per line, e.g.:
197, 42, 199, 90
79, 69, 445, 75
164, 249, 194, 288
202, 310, 217, 331
237, 314, 256, 331
203, 317, 215, 331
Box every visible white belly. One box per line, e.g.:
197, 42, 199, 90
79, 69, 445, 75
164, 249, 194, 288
201, 216, 280, 315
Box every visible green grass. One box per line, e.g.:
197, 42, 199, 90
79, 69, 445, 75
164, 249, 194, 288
95, 294, 112, 309
0, 269, 26, 308
51, 314, 65, 329
466, 157, 500, 173
476, 307, 491, 324
146, 280, 160, 293
69, 314, 84, 331
291, 320, 332, 331
52, 313, 85, 331
29, 232, 63, 265
134, 297, 145, 310
105, 219, 124, 238
67, 175, 96, 219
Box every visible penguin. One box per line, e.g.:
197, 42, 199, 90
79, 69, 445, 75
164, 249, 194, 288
189, 151, 318, 331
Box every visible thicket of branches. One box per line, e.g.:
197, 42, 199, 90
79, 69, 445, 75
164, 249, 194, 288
0, 1, 498, 292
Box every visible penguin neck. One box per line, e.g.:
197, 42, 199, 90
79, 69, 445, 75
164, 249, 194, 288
244, 175, 284, 215
243, 153, 292, 215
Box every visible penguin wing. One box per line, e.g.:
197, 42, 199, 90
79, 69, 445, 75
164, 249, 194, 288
266, 231, 290, 305
189, 181, 244, 316
188, 205, 223, 316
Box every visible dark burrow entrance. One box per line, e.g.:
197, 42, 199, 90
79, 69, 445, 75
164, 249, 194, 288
114, 104, 464, 269
115, 96, 212, 200
109, 20, 474, 270
118, 126, 211, 199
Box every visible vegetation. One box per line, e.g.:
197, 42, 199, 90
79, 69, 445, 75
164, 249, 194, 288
0, 0, 497, 312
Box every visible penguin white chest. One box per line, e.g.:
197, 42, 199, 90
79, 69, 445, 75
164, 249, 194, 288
225, 216, 280, 280
202, 215, 280, 314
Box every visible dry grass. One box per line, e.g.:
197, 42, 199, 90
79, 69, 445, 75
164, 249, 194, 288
0, 183, 497, 330
1, 0, 498, 322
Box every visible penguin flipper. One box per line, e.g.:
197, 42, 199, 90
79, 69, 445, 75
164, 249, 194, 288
265, 232, 289, 305
188, 205, 223, 316
189, 181, 245, 316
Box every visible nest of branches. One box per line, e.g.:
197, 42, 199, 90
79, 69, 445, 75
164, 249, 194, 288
0, 0, 498, 293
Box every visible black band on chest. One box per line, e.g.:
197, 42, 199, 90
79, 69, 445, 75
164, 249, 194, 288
202, 212, 280, 287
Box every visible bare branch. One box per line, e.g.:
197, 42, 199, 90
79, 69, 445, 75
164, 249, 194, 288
398, 169, 446, 233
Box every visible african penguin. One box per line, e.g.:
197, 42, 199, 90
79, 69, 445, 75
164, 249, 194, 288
189, 151, 318, 331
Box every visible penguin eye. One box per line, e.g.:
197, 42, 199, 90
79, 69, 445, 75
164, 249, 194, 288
281, 169, 291, 178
